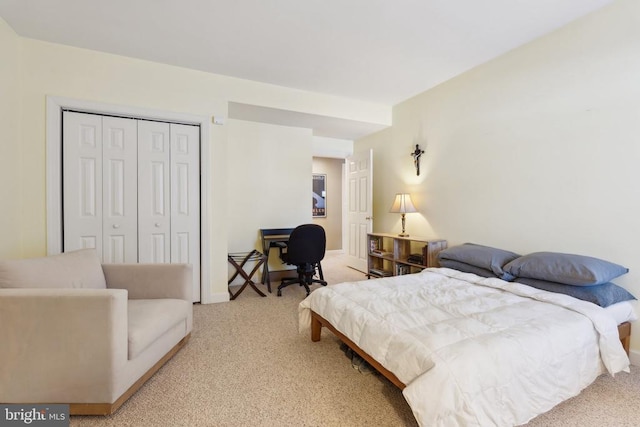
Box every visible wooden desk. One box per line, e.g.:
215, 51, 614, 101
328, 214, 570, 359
260, 228, 294, 292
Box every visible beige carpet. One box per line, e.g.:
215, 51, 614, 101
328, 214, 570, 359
72, 253, 640, 426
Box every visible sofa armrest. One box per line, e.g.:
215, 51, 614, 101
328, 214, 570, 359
0, 288, 128, 403
102, 263, 193, 301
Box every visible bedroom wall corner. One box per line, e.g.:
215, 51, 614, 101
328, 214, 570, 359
355, 0, 640, 352
206, 119, 231, 303
355, 125, 433, 238
0, 16, 22, 260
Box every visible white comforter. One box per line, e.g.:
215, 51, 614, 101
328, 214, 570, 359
298, 268, 630, 427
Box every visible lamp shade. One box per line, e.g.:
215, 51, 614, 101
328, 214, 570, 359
389, 193, 417, 213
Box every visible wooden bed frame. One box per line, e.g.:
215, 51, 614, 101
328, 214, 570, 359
310, 310, 632, 390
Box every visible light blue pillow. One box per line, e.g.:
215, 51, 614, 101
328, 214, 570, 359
504, 252, 628, 286
515, 278, 636, 308
437, 243, 520, 280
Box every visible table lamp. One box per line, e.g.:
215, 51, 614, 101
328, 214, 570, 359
389, 193, 417, 237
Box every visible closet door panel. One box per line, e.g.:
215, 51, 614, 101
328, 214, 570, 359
138, 121, 171, 263
170, 124, 201, 296
102, 116, 138, 263
62, 111, 201, 301
63, 111, 103, 256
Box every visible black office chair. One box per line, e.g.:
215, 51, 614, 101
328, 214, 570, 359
278, 224, 327, 297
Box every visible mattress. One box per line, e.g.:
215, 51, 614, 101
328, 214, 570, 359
299, 267, 630, 427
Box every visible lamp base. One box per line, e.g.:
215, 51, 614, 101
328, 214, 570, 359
399, 213, 409, 237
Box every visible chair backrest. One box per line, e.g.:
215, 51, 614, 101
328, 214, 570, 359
285, 224, 326, 265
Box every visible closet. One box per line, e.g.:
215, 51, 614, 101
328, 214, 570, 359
62, 111, 200, 298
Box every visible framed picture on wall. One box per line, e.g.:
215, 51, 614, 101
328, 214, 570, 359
312, 174, 326, 217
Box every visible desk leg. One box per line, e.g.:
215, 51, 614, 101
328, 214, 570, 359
262, 262, 271, 293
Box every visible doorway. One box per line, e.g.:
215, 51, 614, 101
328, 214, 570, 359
344, 149, 373, 273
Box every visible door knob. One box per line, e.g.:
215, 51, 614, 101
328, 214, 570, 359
112, 224, 120, 229
155, 223, 161, 227
365, 216, 373, 220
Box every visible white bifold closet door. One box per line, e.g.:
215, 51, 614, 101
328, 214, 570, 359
137, 119, 200, 279
62, 111, 200, 301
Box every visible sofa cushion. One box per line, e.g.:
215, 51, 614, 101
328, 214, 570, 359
0, 249, 106, 289
127, 299, 190, 360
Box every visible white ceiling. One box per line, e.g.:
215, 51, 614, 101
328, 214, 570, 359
0, 0, 614, 139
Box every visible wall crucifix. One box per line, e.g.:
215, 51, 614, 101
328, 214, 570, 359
410, 144, 425, 176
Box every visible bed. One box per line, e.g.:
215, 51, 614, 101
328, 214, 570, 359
298, 245, 635, 426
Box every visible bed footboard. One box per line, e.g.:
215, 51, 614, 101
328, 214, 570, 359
310, 310, 406, 390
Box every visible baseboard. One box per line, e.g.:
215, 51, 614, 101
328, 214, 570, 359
326, 249, 344, 254
629, 349, 639, 366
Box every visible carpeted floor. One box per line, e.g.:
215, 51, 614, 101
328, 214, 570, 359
72, 253, 640, 426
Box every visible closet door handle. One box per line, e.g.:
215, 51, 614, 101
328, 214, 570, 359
112, 224, 120, 229
155, 223, 161, 228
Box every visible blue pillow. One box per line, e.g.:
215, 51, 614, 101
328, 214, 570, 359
504, 252, 628, 286
514, 278, 636, 308
437, 243, 520, 280
438, 259, 496, 278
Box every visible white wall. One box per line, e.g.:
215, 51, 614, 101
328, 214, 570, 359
226, 120, 312, 283
0, 35, 390, 302
357, 0, 640, 352
227, 119, 312, 252
0, 17, 22, 259
312, 135, 353, 158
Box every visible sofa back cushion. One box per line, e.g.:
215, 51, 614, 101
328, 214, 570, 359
0, 249, 106, 289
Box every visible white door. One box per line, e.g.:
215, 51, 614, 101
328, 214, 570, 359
137, 121, 201, 300
102, 116, 138, 263
170, 123, 201, 300
345, 149, 373, 272
137, 120, 172, 263
63, 113, 202, 301
63, 112, 104, 256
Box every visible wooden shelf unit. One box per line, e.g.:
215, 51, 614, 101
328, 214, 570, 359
367, 233, 447, 279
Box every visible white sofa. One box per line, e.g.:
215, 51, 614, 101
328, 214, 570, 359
0, 249, 193, 415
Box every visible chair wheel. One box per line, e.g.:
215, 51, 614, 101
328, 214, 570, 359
277, 290, 282, 297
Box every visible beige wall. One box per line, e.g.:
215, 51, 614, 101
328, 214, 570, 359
312, 157, 344, 250
0, 17, 22, 259
227, 119, 312, 276
0, 34, 390, 302
357, 0, 640, 352
228, 120, 312, 250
